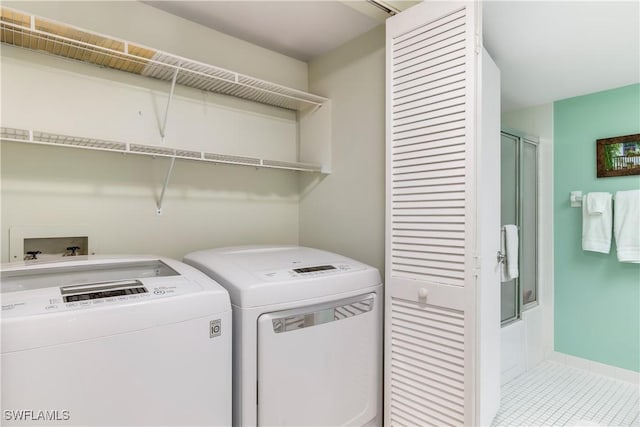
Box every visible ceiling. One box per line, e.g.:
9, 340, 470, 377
483, 1, 639, 111
145, 1, 640, 112
143, 1, 382, 61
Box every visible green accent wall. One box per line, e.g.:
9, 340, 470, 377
554, 83, 640, 372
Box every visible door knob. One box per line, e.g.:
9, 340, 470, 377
418, 288, 428, 300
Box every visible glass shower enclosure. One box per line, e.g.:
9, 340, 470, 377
500, 130, 538, 325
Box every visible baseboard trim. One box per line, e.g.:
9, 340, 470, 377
549, 351, 639, 384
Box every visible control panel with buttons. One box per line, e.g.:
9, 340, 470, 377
258, 263, 360, 282
1, 276, 196, 318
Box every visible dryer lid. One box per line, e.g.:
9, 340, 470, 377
183, 246, 382, 308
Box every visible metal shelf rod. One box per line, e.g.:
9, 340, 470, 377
160, 66, 180, 142
156, 157, 176, 215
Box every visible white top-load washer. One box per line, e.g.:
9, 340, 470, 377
1, 256, 231, 426
183, 246, 382, 427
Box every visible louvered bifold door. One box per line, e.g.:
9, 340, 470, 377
385, 2, 480, 426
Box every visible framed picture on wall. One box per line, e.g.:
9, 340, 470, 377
596, 133, 640, 177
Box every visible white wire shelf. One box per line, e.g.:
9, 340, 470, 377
0, 127, 325, 173
0, 7, 328, 112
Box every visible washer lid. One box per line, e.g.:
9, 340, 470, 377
1, 256, 231, 352
183, 246, 381, 308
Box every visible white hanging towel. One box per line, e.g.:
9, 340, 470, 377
614, 189, 640, 263
582, 192, 612, 253
586, 191, 609, 214
501, 224, 519, 282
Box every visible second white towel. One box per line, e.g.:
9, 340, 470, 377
582, 192, 612, 253
614, 189, 640, 263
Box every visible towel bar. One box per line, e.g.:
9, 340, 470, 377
570, 191, 615, 208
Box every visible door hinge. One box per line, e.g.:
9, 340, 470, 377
475, 33, 481, 54
474, 255, 481, 277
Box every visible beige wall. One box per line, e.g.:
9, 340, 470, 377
299, 26, 386, 273
1, 2, 387, 267
1, 1, 307, 262
2, 46, 299, 160
1, 143, 300, 261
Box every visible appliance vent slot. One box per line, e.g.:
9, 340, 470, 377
389, 297, 465, 426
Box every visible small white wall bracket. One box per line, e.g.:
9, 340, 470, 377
570, 191, 583, 207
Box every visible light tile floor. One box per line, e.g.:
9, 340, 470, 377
492, 361, 639, 426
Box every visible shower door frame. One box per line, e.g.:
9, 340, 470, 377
501, 128, 539, 326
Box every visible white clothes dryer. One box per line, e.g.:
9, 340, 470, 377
184, 246, 382, 427
1, 256, 232, 426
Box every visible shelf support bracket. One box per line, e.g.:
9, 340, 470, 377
160, 66, 180, 143
156, 157, 176, 215
309, 104, 322, 115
